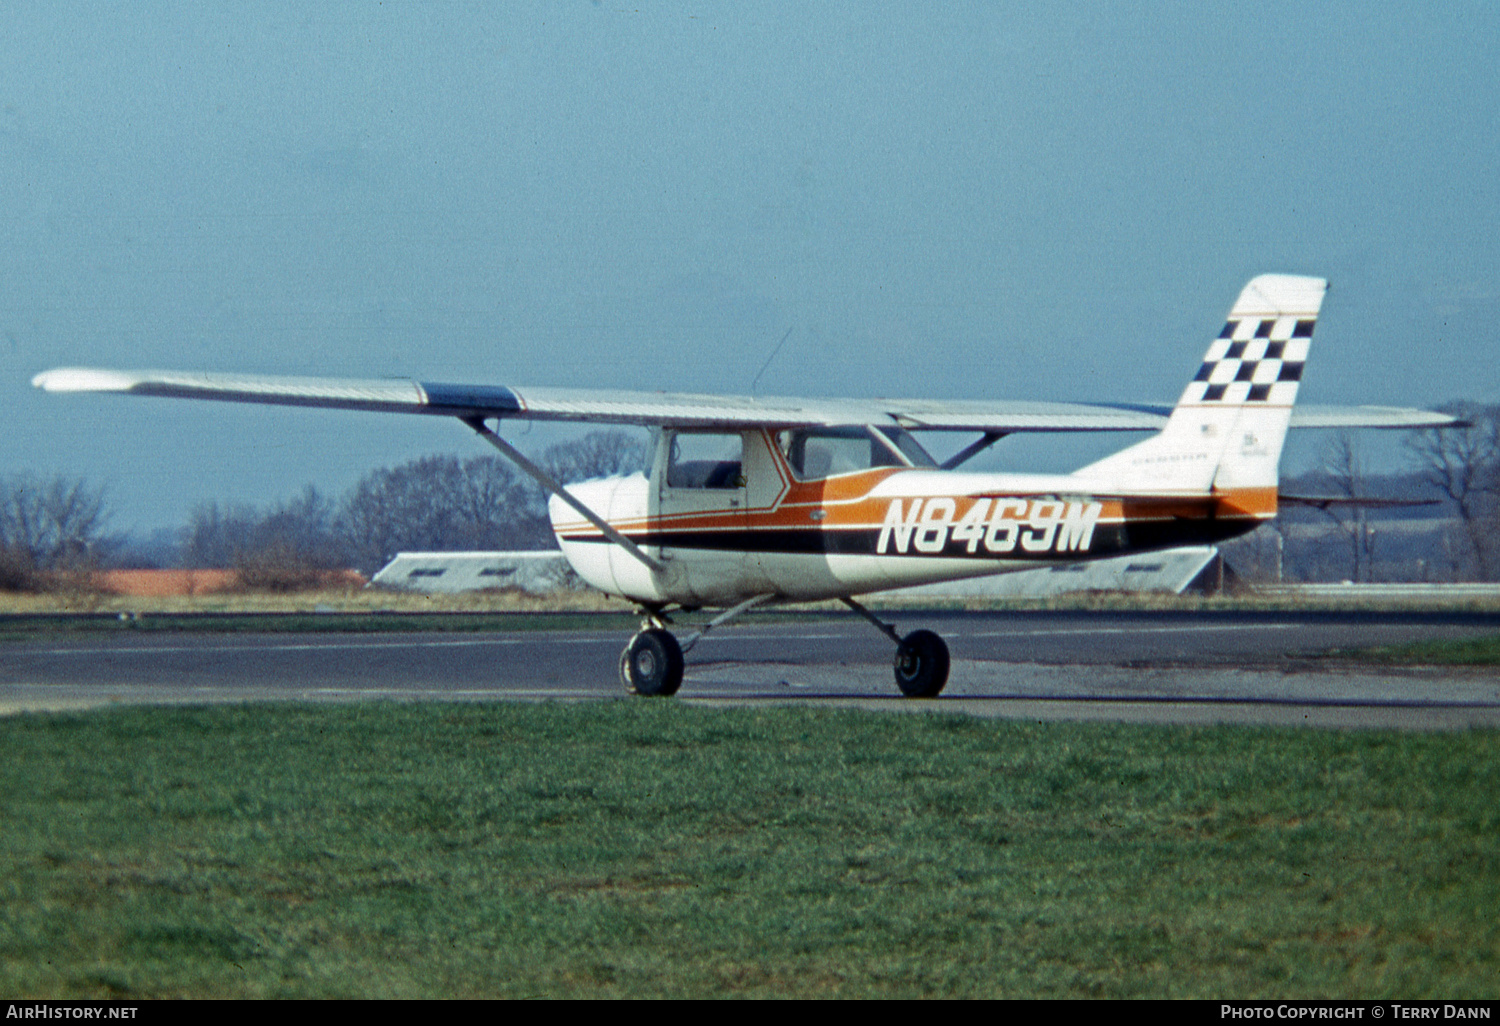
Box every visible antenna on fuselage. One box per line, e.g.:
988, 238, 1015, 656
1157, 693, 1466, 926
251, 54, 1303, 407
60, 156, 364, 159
750, 326, 794, 394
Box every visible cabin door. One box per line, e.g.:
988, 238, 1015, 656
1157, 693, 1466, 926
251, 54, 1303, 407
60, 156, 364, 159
653, 429, 748, 603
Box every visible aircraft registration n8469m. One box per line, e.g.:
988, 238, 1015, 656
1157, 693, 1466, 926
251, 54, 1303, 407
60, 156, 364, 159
34, 274, 1457, 698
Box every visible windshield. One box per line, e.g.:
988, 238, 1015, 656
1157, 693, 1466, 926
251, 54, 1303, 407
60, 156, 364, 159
777, 426, 935, 481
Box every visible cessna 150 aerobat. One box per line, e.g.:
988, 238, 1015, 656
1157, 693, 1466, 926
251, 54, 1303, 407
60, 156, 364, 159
34, 275, 1456, 697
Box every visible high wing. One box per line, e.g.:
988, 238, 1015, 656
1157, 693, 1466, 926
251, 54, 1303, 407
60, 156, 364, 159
29, 367, 1457, 432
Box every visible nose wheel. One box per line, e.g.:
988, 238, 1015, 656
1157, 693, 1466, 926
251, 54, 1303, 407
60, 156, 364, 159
620, 628, 685, 696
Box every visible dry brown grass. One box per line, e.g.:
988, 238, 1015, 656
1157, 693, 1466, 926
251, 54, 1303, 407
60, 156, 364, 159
1, 582, 1497, 618
0, 585, 636, 616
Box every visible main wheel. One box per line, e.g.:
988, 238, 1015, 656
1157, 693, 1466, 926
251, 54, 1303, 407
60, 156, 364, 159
893, 629, 949, 698
620, 629, 685, 697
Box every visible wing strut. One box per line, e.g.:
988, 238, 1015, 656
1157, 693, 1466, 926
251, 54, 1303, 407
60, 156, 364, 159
462, 416, 666, 574
940, 431, 1007, 470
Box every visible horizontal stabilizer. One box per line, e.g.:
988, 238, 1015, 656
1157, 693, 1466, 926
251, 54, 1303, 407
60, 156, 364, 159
1087, 403, 1463, 431
1279, 494, 1441, 509
1289, 405, 1465, 430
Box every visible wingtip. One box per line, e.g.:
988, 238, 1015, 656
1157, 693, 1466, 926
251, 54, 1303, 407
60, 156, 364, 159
31, 367, 141, 393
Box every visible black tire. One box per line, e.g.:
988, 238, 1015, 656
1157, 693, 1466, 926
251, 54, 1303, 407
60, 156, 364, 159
620, 629, 685, 697
893, 629, 949, 698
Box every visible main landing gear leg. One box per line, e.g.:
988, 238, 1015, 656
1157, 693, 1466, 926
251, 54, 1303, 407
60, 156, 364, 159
840, 597, 950, 698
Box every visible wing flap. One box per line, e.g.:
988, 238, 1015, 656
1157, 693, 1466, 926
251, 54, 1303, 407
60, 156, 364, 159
1279, 494, 1441, 509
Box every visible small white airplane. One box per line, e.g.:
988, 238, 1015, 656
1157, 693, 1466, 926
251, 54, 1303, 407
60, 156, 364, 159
34, 274, 1456, 697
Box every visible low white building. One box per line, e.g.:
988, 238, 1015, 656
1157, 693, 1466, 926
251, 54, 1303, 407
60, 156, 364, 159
370, 551, 573, 594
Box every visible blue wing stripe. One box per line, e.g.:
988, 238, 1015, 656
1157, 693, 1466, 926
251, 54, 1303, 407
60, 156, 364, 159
419, 382, 525, 414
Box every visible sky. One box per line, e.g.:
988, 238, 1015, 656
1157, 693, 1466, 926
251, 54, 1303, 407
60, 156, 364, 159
2, 2, 1497, 535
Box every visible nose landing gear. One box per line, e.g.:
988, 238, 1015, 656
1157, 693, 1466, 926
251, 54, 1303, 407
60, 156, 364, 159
619, 627, 685, 696
620, 595, 772, 697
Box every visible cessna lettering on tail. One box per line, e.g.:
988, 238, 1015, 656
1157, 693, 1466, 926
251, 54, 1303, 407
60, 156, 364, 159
877, 497, 1104, 556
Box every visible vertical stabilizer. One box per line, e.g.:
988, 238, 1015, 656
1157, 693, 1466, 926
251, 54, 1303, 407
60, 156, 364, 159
1072, 274, 1327, 495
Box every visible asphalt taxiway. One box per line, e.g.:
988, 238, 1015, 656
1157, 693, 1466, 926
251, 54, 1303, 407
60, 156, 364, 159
3, 609, 1499, 728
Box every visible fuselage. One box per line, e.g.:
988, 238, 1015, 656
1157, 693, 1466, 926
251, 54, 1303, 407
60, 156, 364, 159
550, 427, 1271, 606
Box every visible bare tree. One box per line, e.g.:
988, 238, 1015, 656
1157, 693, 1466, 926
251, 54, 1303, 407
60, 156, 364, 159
539, 429, 650, 484
236, 486, 348, 590
182, 488, 348, 590
337, 455, 550, 574
1219, 522, 1287, 583
0, 475, 118, 590
170, 432, 652, 585
1405, 403, 1500, 579
1313, 433, 1377, 582
182, 501, 261, 568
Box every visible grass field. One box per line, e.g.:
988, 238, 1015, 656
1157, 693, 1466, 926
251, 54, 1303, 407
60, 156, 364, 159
2, 702, 1496, 998
1337, 634, 1500, 666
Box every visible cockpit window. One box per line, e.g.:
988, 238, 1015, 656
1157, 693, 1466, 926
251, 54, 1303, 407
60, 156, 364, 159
777, 426, 935, 481
666, 431, 744, 489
